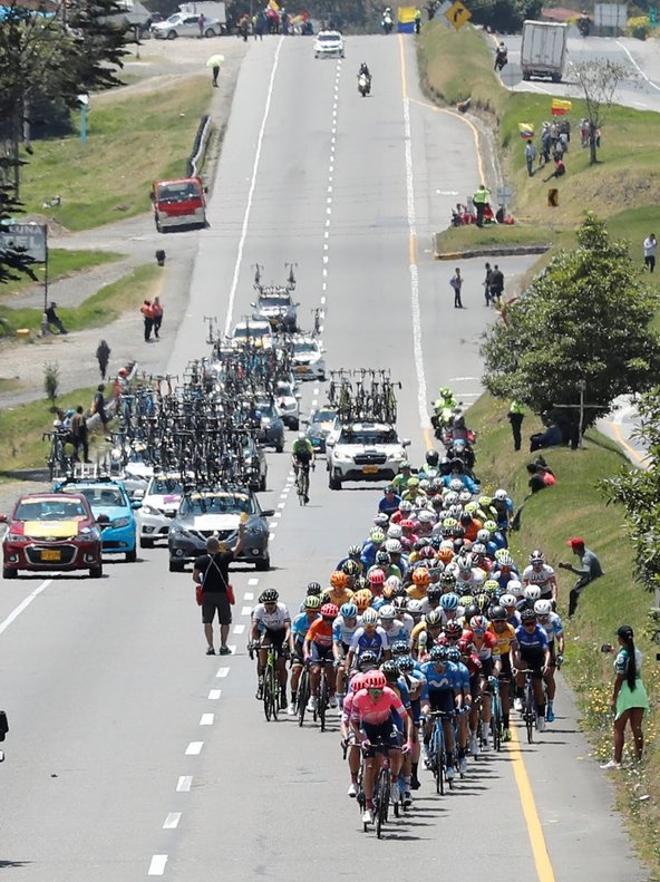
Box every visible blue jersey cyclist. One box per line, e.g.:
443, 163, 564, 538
419, 645, 469, 782
288, 596, 321, 715
513, 609, 551, 732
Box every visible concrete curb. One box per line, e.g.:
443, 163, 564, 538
433, 240, 551, 260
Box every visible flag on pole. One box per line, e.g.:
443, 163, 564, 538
268, 0, 280, 11
518, 123, 534, 140
551, 98, 572, 116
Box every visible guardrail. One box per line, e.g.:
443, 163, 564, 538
187, 114, 212, 178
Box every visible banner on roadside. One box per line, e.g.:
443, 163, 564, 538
397, 6, 417, 32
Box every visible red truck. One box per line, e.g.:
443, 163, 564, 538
151, 176, 207, 232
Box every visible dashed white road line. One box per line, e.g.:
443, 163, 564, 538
185, 742, 203, 756
148, 855, 168, 876
208, 689, 222, 700
241, 605, 252, 615
176, 776, 192, 792
248, 578, 259, 586
277, 502, 286, 509
163, 813, 182, 830
200, 713, 214, 726
233, 624, 246, 635
244, 592, 254, 601
216, 667, 230, 678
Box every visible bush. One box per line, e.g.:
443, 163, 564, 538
626, 15, 651, 38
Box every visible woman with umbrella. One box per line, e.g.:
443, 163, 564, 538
207, 54, 225, 87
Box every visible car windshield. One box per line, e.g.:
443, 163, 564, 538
313, 409, 336, 424
294, 341, 318, 354
151, 478, 183, 495
340, 428, 398, 445
15, 498, 87, 520
257, 403, 275, 418
260, 295, 291, 308
166, 13, 181, 22
156, 181, 201, 202
233, 325, 269, 339
319, 32, 339, 40
76, 487, 125, 508
276, 383, 293, 396
180, 493, 255, 516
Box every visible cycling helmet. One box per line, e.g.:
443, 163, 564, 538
348, 544, 362, 557
471, 542, 486, 556
520, 609, 537, 623
507, 579, 523, 597
446, 647, 461, 664
354, 589, 373, 612
354, 576, 369, 592
330, 570, 349, 589
381, 660, 400, 681
483, 520, 498, 533
305, 595, 322, 610
306, 581, 322, 596
418, 510, 435, 524
373, 513, 389, 527
398, 500, 413, 513
370, 527, 386, 544
475, 593, 489, 611
459, 594, 473, 608
469, 615, 489, 632
340, 602, 358, 619
412, 567, 430, 587
534, 599, 553, 616
529, 549, 545, 564
385, 575, 402, 592
464, 501, 479, 515
455, 555, 472, 573
490, 605, 507, 621
320, 603, 339, 619
362, 608, 379, 625
458, 490, 472, 504
342, 559, 360, 577
484, 579, 500, 595
449, 478, 464, 492
425, 609, 443, 627
379, 604, 396, 620
476, 529, 490, 543
375, 550, 391, 566
259, 589, 279, 603
391, 640, 411, 656
427, 585, 443, 603
350, 673, 367, 693
445, 620, 463, 639
479, 495, 492, 508
438, 546, 454, 564
494, 488, 508, 500
364, 671, 387, 690
387, 524, 403, 539
368, 568, 386, 586
414, 538, 431, 551
385, 539, 403, 554
397, 656, 415, 673
464, 603, 480, 621
358, 649, 379, 669
406, 599, 423, 616
500, 594, 517, 608
406, 476, 420, 489
497, 550, 515, 568
418, 546, 436, 561
430, 645, 448, 662
523, 585, 542, 602
440, 592, 459, 611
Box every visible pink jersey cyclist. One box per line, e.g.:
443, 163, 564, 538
351, 686, 407, 729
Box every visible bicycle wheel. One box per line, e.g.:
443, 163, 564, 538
492, 694, 502, 752
434, 729, 444, 795
375, 768, 390, 839
319, 674, 328, 732
298, 670, 309, 727
271, 666, 279, 721
525, 683, 535, 744
263, 669, 273, 721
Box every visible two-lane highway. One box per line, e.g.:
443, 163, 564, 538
0, 34, 648, 881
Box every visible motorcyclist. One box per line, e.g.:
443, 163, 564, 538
494, 41, 508, 71
357, 62, 372, 95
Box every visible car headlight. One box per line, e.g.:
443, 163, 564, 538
7, 532, 28, 543
334, 450, 352, 462
388, 451, 403, 461
111, 517, 131, 529
141, 504, 159, 516
79, 526, 101, 540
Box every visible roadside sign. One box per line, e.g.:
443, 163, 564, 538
434, 0, 453, 26
444, 0, 471, 30
0, 223, 47, 263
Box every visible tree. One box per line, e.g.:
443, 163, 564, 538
572, 59, 630, 164
481, 215, 660, 435
604, 387, 660, 595
0, 170, 37, 285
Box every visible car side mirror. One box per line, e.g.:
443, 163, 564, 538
96, 514, 110, 524
133, 489, 145, 500
295, 394, 302, 400
131, 500, 142, 509
302, 419, 310, 425
326, 439, 335, 447
402, 439, 411, 447
250, 302, 256, 308
262, 509, 275, 517
204, 186, 209, 194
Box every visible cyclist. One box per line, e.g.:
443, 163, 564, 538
341, 671, 367, 797
378, 604, 409, 645
335, 544, 364, 574
303, 602, 339, 711
419, 645, 464, 782
322, 570, 354, 607
350, 670, 412, 825
446, 645, 472, 773
251, 589, 292, 708
347, 608, 389, 670
464, 614, 497, 753
513, 609, 551, 731
382, 659, 413, 805
522, 549, 557, 604
488, 604, 517, 740
292, 432, 315, 503
411, 609, 443, 660
333, 601, 360, 708
534, 598, 564, 722
397, 654, 425, 788
289, 595, 321, 714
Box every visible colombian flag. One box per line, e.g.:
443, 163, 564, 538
268, 0, 280, 10
551, 98, 572, 116
518, 123, 534, 140
398, 6, 417, 32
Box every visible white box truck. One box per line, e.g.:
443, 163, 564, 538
520, 20, 568, 82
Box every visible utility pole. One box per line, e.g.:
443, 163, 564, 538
555, 379, 601, 449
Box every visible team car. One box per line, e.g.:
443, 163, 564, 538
168, 489, 274, 572
136, 474, 184, 548
252, 287, 298, 332
254, 399, 285, 452
314, 29, 345, 58
305, 407, 337, 453
291, 336, 326, 381
274, 379, 302, 431
230, 320, 273, 350
326, 422, 410, 489
54, 478, 139, 562
1, 492, 103, 579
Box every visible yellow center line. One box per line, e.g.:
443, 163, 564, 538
609, 420, 646, 466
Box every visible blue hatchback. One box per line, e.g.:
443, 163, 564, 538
53, 478, 139, 562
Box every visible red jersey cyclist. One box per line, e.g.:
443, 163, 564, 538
303, 603, 339, 711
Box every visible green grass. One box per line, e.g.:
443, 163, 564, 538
0, 386, 100, 473
19, 77, 211, 231
0, 264, 161, 334
469, 393, 660, 873
0, 249, 123, 298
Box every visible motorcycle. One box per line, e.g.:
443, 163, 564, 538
382, 12, 393, 33
494, 50, 508, 72
357, 73, 371, 97
577, 16, 590, 36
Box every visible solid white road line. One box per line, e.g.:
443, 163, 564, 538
185, 742, 203, 756
162, 813, 182, 830
224, 37, 284, 336
616, 41, 660, 92
208, 689, 222, 700
176, 776, 192, 792
148, 855, 168, 876
0, 579, 52, 637
200, 713, 214, 726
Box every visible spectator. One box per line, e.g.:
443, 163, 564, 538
152, 297, 163, 339
92, 384, 109, 430
96, 339, 110, 380
450, 267, 463, 309
544, 156, 565, 182
540, 126, 552, 166
507, 399, 525, 451
140, 300, 154, 342
198, 13, 205, 36
526, 460, 556, 494
600, 625, 649, 770
530, 420, 562, 452
483, 262, 493, 306
490, 264, 504, 304
472, 183, 490, 228
558, 536, 603, 617
643, 233, 656, 273
212, 64, 220, 87
70, 405, 90, 463
580, 118, 590, 148
45, 301, 67, 335
193, 532, 245, 656
524, 140, 536, 176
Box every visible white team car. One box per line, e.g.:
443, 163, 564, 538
314, 30, 345, 58
325, 422, 410, 490
230, 319, 273, 350
274, 379, 302, 431
136, 474, 184, 548
291, 336, 326, 381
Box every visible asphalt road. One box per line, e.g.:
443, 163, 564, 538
498, 32, 660, 113
0, 35, 648, 881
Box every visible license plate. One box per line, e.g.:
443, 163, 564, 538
362, 465, 379, 474
41, 549, 61, 562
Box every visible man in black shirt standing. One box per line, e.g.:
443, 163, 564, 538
193, 525, 246, 655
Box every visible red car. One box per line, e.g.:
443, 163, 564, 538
1, 492, 103, 579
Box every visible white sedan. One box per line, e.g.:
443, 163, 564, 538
151, 12, 223, 38
314, 30, 345, 58
291, 336, 326, 381
136, 474, 184, 548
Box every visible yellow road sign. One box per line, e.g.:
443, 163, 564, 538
444, 0, 471, 29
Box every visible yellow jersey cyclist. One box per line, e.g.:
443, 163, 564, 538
487, 604, 518, 741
